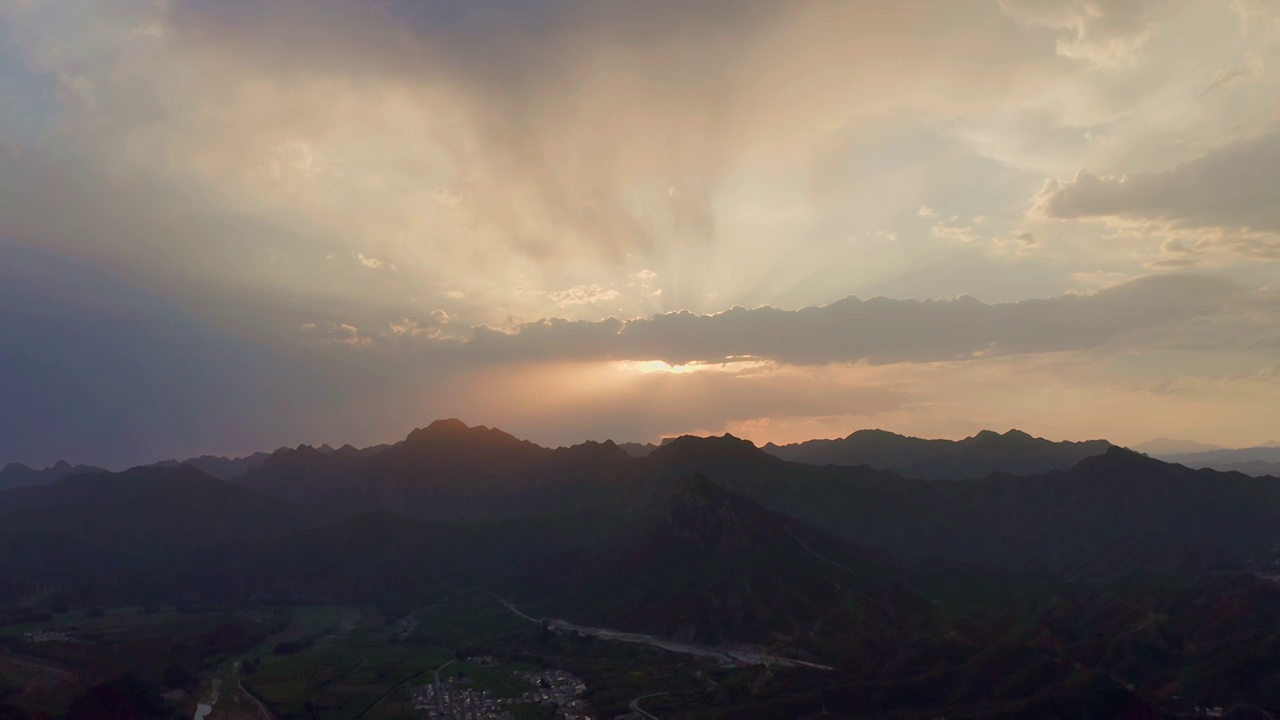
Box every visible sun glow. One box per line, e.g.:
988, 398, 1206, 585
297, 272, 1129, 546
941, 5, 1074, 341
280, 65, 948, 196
615, 357, 771, 375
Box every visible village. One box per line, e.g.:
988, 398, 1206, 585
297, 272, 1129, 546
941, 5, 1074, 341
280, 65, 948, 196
410, 664, 592, 720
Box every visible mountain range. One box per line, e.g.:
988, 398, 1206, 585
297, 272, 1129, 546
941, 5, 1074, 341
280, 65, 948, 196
1154, 446, 1280, 477
0, 460, 105, 491
7, 421, 1280, 591
6, 420, 1280, 717
762, 428, 1113, 479
10, 425, 1278, 497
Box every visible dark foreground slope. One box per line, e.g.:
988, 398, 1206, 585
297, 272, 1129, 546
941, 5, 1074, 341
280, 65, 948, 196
541, 475, 934, 654
0, 465, 328, 606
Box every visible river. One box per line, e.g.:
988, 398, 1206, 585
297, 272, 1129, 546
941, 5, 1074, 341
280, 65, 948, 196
193, 678, 221, 720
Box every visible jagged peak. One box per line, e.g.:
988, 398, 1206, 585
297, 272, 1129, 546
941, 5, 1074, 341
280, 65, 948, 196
261, 443, 328, 469
406, 418, 508, 443
645, 434, 774, 476
553, 439, 630, 462
650, 433, 762, 457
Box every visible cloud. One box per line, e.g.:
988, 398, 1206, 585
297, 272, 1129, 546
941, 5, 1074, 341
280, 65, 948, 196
546, 284, 620, 308
930, 221, 980, 244
1205, 57, 1265, 92
388, 310, 451, 338
463, 359, 913, 446
439, 274, 1274, 367
998, 0, 1159, 67
357, 252, 395, 270
0, 0, 1070, 295
1231, 0, 1280, 35
992, 231, 1038, 255
1032, 131, 1280, 258
301, 321, 376, 347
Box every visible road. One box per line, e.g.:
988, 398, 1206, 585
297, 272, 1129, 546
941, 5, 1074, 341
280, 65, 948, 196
497, 596, 539, 623
433, 658, 455, 715
629, 691, 667, 719
496, 598, 833, 670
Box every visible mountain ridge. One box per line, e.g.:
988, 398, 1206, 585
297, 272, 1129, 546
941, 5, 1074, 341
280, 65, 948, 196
762, 427, 1112, 479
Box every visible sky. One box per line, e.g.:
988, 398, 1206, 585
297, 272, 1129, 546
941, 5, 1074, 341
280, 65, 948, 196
2, 0, 1279, 469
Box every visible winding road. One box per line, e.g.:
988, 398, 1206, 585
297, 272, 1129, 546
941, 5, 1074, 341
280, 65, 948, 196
629, 691, 667, 719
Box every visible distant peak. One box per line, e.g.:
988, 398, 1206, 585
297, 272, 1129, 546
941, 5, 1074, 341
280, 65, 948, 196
1002, 429, 1034, 440
52, 459, 72, 470
2, 462, 32, 473
1073, 445, 1161, 473
427, 418, 471, 433
847, 428, 907, 440
406, 418, 475, 442
403, 419, 536, 451
661, 433, 757, 450
648, 433, 768, 465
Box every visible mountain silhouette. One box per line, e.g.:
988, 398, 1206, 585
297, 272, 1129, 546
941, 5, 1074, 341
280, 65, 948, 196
233, 419, 629, 519
763, 428, 1112, 479
223, 422, 1280, 576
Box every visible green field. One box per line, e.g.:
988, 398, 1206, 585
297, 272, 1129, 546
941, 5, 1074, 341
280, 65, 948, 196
0, 592, 736, 719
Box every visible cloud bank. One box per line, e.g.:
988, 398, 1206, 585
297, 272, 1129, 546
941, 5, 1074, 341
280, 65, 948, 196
424, 274, 1273, 366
